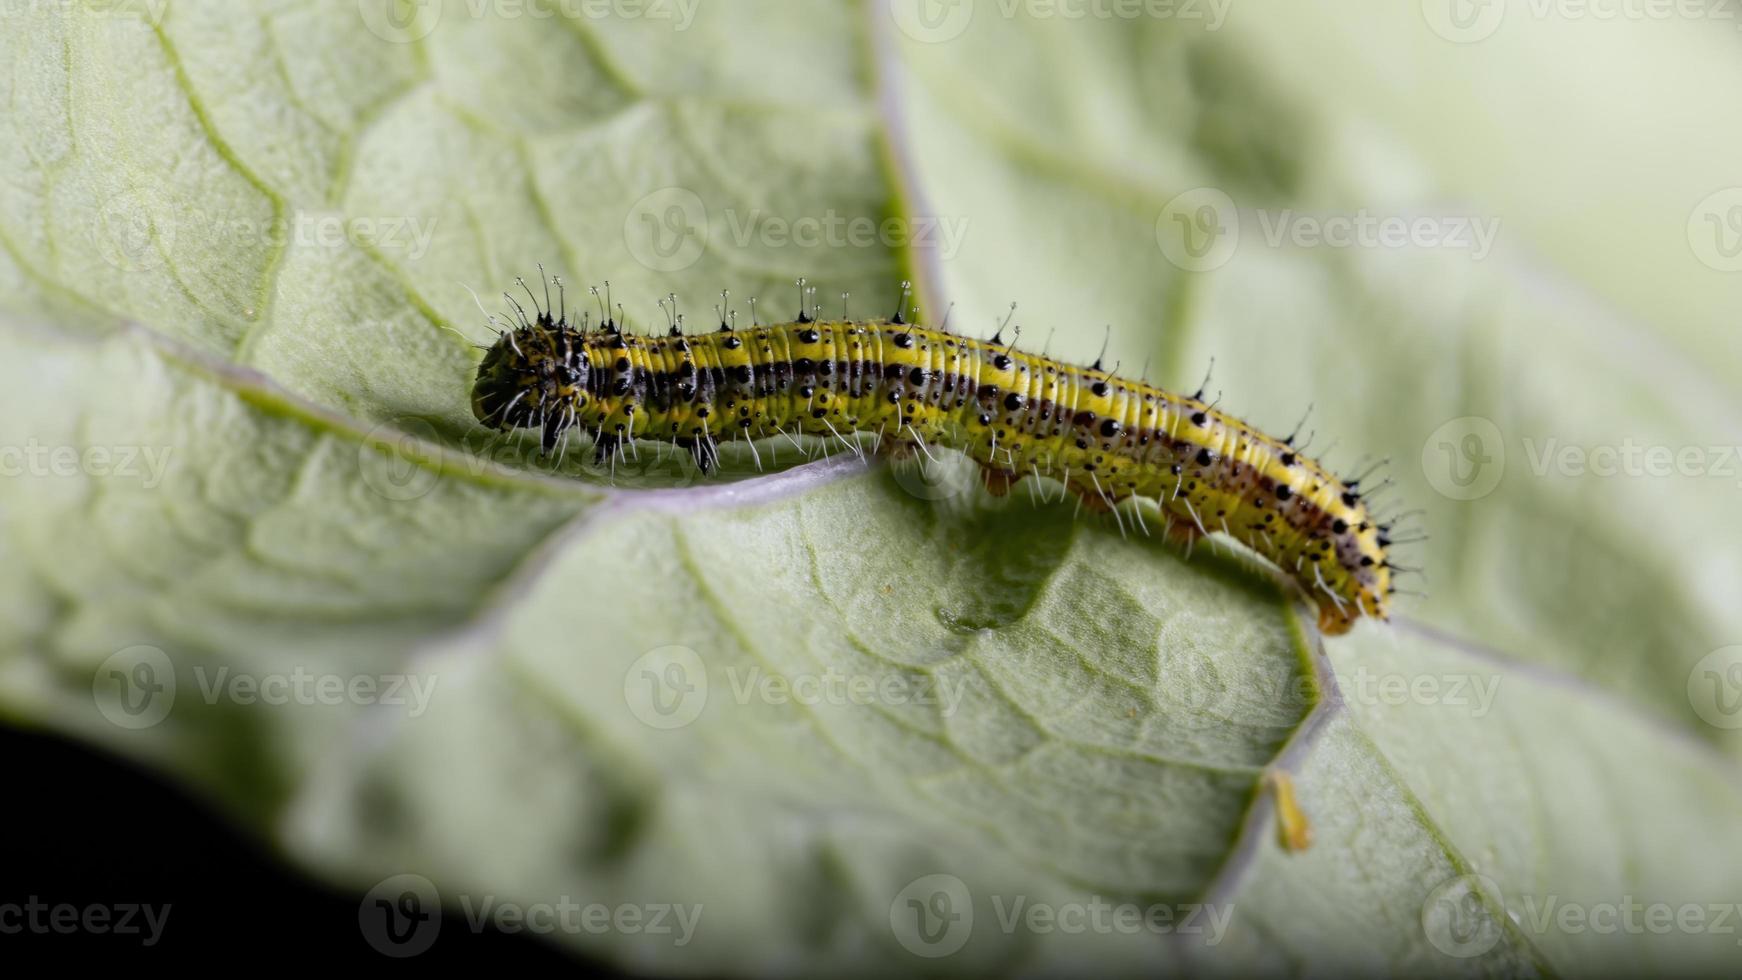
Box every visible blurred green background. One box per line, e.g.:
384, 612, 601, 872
1, 0, 1740, 974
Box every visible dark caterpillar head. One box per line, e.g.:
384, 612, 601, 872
471, 324, 589, 451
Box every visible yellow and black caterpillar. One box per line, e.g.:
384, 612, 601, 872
470, 277, 1399, 634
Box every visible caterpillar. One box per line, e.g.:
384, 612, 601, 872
468, 275, 1402, 635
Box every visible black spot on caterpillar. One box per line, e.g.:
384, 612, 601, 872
469, 275, 1401, 634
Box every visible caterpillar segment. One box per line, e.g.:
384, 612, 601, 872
470, 290, 1397, 634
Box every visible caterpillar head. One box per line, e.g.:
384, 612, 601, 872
471, 324, 590, 453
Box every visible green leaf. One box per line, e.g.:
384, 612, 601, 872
2, 1, 1739, 974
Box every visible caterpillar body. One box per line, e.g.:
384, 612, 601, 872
469, 279, 1397, 635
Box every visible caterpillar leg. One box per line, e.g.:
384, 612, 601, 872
541, 412, 569, 455
1153, 506, 1206, 560
1160, 514, 1201, 547
979, 467, 1021, 497
591, 433, 623, 466
1068, 481, 1127, 514
886, 441, 919, 463
677, 436, 718, 475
